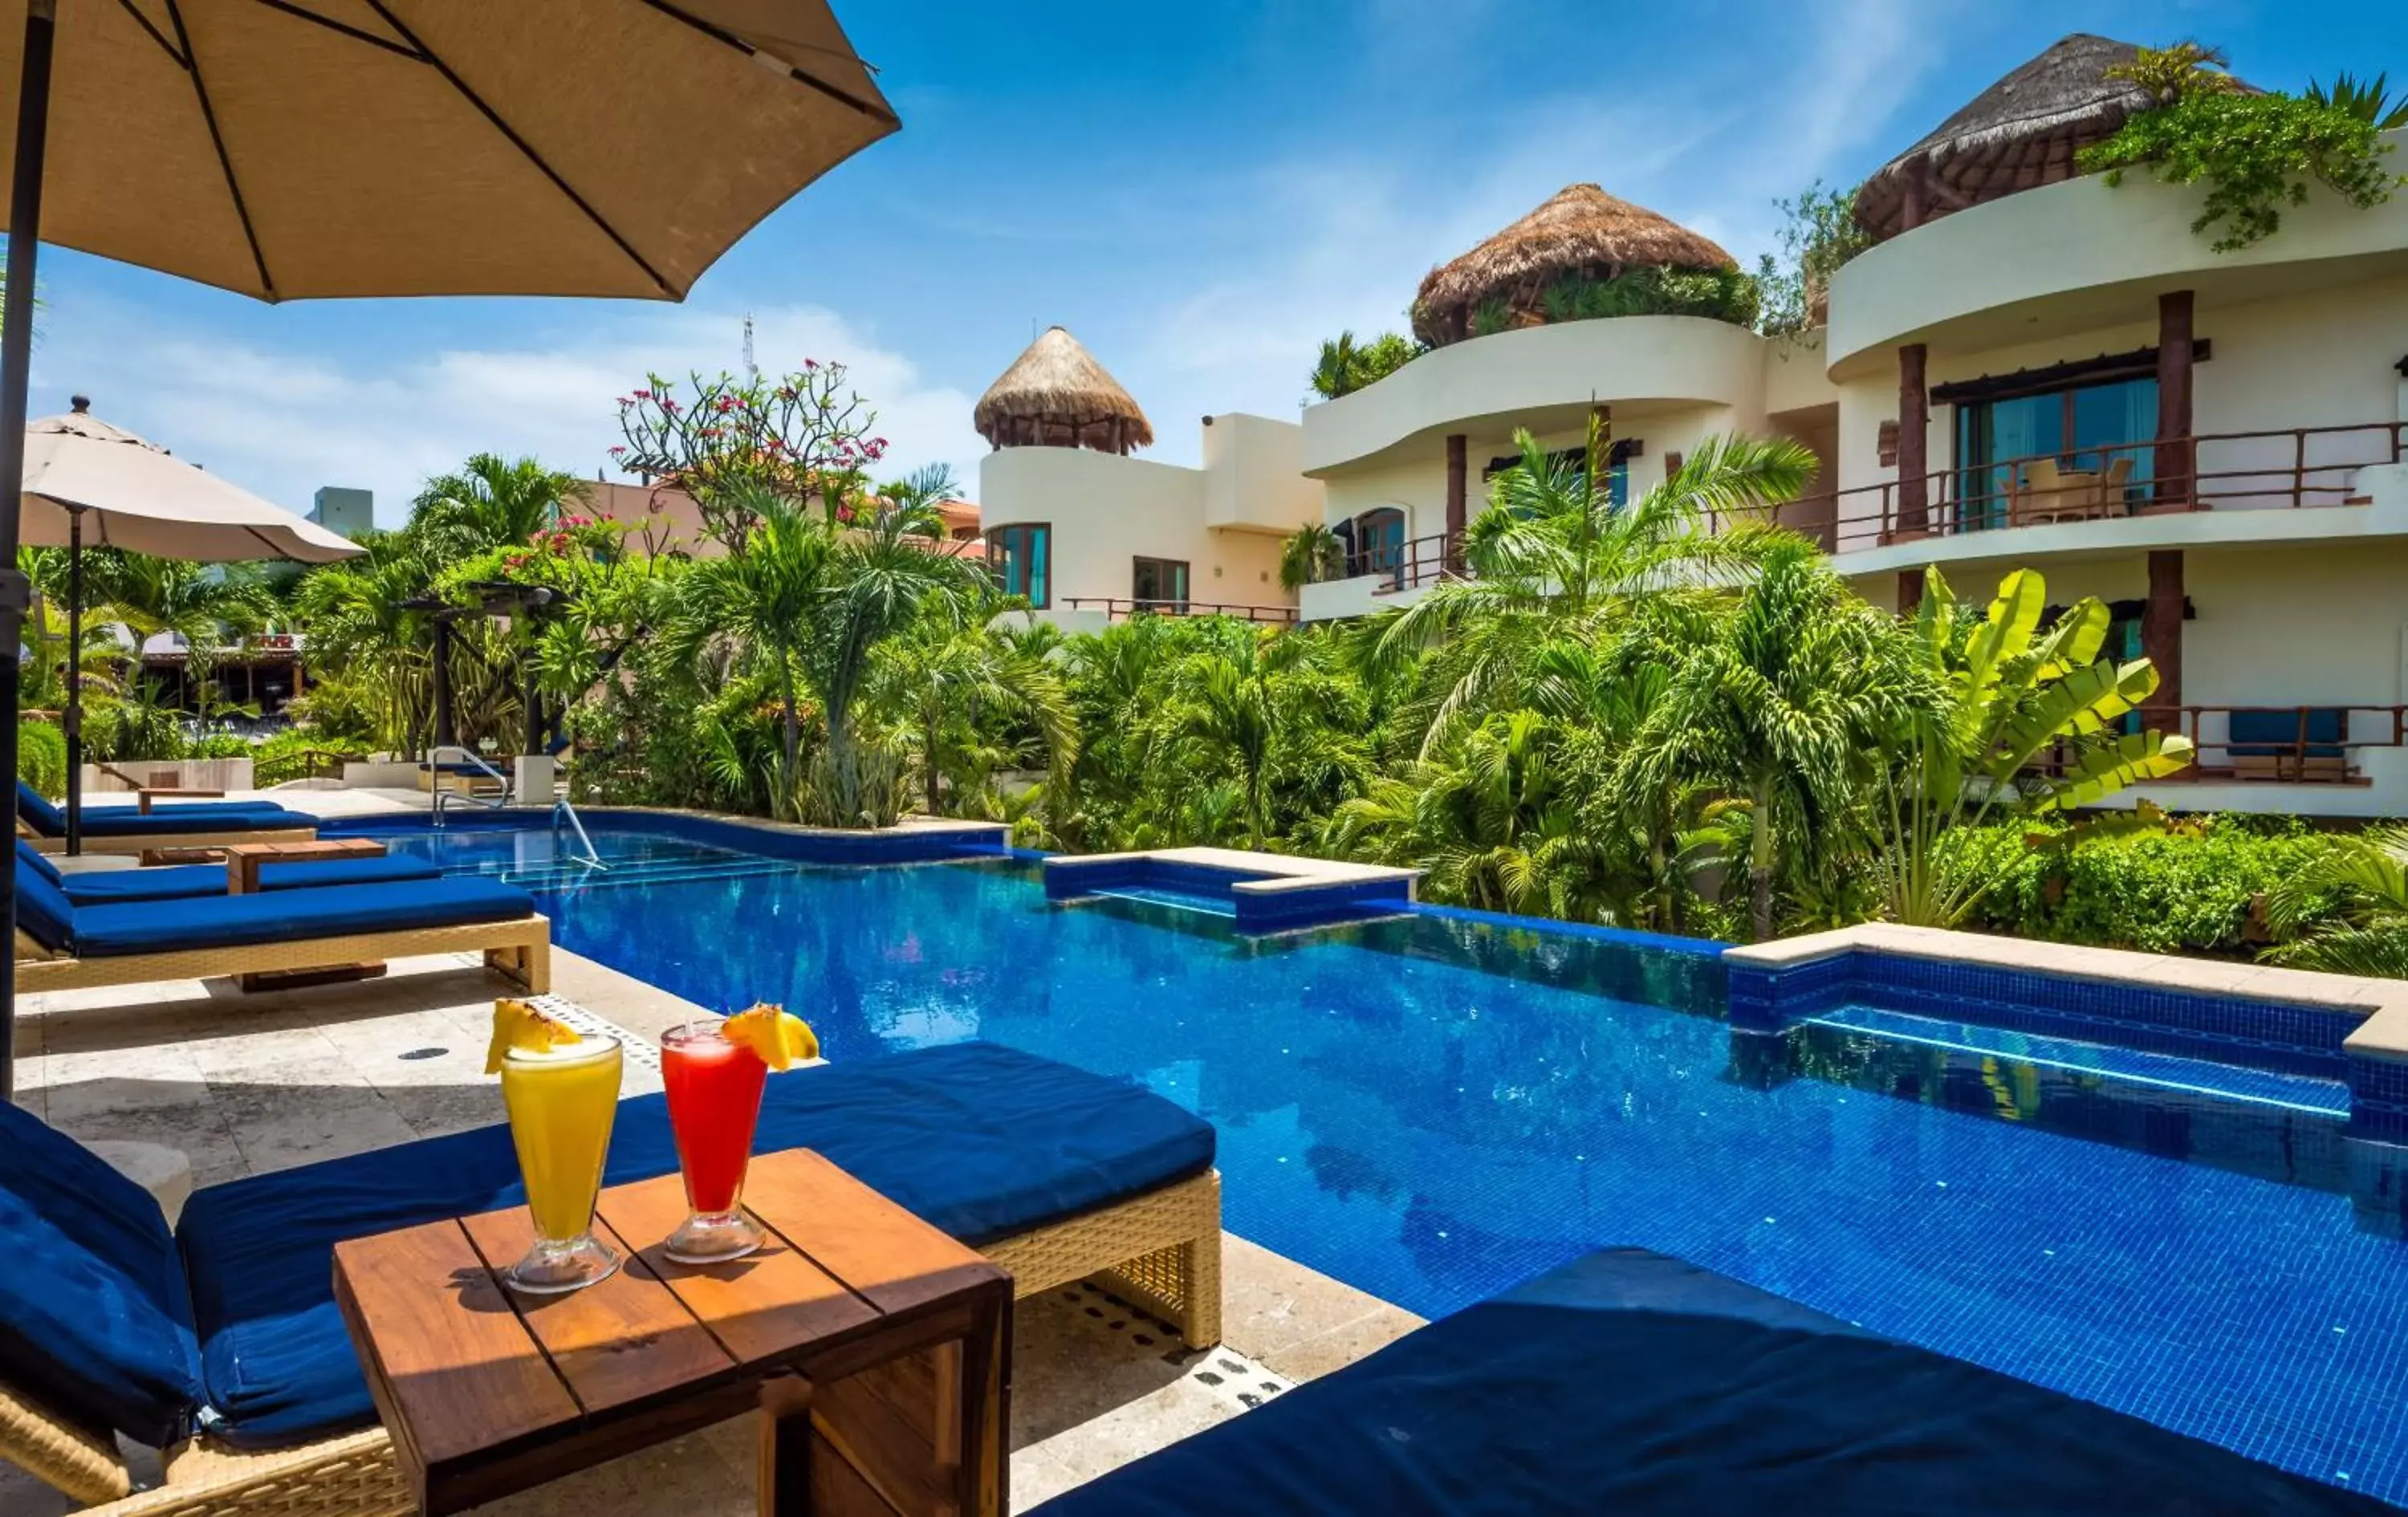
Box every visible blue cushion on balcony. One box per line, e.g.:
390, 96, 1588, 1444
176, 1041, 1214, 1446
1027, 1247, 2377, 1516
56, 855, 444, 908
63, 876, 534, 958
0, 1103, 204, 1447
2228, 709, 2347, 759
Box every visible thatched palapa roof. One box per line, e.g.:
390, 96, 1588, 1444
974, 326, 1154, 455
1412, 184, 1737, 348
1853, 35, 2251, 243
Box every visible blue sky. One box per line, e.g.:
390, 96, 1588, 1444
26, 0, 2406, 525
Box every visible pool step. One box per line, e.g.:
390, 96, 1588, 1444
431, 853, 795, 893
1804, 1003, 2351, 1118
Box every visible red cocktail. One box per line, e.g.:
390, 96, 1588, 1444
660, 1020, 770, 1263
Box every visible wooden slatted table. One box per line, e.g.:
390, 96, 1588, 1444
224, 839, 396, 990
333, 1148, 1011, 1516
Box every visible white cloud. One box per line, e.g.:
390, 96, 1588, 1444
27, 299, 985, 529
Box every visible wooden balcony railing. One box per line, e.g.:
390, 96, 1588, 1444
1060, 597, 1298, 624
2025, 705, 2408, 787
1308, 531, 1464, 591
1733, 421, 2406, 555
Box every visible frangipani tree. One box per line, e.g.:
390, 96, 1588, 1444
1879, 566, 2195, 926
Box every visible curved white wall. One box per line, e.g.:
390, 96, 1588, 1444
1828, 128, 2408, 373
1301, 315, 1775, 474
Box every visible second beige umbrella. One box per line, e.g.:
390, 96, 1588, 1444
25, 395, 364, 852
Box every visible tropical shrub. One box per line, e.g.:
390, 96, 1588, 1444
2079, 46, 2402, 251
1536, 263, 1761, 328
1308, 331, 1422, 400
1755, 178, 1869, 336
2262, 824, 2408, 975
16, 720, 65, 793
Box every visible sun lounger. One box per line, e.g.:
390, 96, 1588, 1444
11, 853, 549, 995
18, 840, 444, 908
17, 781, 319, 856
1027, 1246, 2379, 1515
0, 1039, 1220, 1513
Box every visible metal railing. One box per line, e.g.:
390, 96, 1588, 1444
1061, 598, 1298, 624
426, 745, 512, 827
1732, 421, 2406, 555
1307, 531, 1464, 592
552, 796, 606, 870
2024, 705, 2408, 787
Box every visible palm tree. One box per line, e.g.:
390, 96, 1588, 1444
2264, 826, 2408, 977
291, 532, 439, 754
413, 453, 588, 555
1616, 539, 1922, 941
869, 585, 1077, 816
1367, 421, 1811, 751
1145, 625, 1366, 849
674, 484, 831, 816
90, 552, 274, 696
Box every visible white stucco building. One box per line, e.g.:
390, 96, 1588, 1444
975, 35, 2408, 815
971, 326, 1322, 629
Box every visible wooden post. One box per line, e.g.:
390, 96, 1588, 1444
1896, 344, 1929, 535
2154, 290, 2194, 507
1444, 433, 1466, 570
2143, 549, 2184, 718
1900, 160, 1928, 233
1897, 570, 1923, 615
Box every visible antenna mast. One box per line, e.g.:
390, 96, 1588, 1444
742, 313, 758, 383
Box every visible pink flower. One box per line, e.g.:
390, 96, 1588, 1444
607, 445, 626, 457
802, 359, 818, 371
633, 389, 652, 401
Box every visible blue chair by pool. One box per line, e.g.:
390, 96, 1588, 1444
16, 780, 321, 856
1028, 1247, 2383, 1515
11, 849, 550, 997
0, 1040, 1221, 1513
16, 840, 443, 908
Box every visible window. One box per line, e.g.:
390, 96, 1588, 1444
1954, 375, 2157, 530
1133, 556, 1190, 612
986, 523, 1050, 608
1483, 441, 1633, 507
1348, 507, 1406, 586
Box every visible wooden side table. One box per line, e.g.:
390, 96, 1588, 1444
224, 839, 395, 991
334, 1148, 1011, 1516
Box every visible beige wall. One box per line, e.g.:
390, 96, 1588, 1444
977, 441, 1296, 620
1202, 412, 1326, 535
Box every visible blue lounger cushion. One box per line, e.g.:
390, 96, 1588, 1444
0, 1104, 205, 1447
62, 876, 535, 958
55, 855, 445, 907
1028, 1247, 2381, 1516
17, 781, 315, 837
176, 1041, 1213, 1446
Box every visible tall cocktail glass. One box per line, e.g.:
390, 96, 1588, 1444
661, 1019, 769, 1263
498, 1032, 624, 1293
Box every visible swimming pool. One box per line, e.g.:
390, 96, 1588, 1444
360, 817, 2408, 1501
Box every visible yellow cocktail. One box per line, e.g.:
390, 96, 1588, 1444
498, 1033, 624, 1294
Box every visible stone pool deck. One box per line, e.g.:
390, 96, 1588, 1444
2, 942, 1422, 1514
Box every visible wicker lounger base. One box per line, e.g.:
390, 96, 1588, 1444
22, 829, 319, 856
2, 1171, 1223, 1515
14, 917, 552, 997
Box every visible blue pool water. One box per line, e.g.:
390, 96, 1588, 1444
380, 823, 2408, 1500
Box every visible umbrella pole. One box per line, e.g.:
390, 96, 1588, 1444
63, 506, 79, 853
0, 0, 55, 1098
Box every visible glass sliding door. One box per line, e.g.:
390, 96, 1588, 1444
1132, 555, 1190, 612
987, 523, 1051, 608
1954, 375, 2157, 531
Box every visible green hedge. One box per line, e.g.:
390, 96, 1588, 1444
15, 720, 66, 796
1945, 815, 2341, 956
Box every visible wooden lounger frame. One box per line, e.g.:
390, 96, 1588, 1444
15, 917, 552, 998
0, 1172, 1223, 1515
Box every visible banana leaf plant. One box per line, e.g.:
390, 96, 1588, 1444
1878, 566, 2194, 927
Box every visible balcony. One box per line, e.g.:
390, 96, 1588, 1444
1059, 597, 1297, 625
1741, 421, 2407, 561
2029, 706, 2408, 788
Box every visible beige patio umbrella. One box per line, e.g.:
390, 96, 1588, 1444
24, 395, 365, 852
0, 0, 899, 1088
